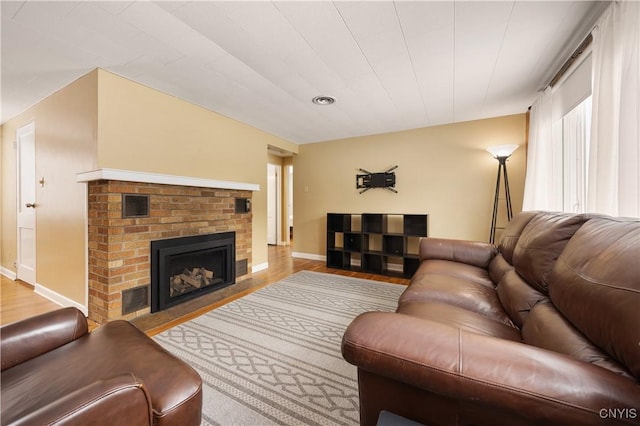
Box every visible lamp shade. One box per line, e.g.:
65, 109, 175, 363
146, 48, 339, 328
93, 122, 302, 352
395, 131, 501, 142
487, 144, 519, 158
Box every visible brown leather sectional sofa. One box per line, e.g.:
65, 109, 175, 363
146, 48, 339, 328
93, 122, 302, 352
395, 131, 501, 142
1, 307, 202, 425
342, 211, 640, 425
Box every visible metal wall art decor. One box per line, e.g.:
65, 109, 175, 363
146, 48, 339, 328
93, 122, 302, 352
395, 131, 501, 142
356, 165, 398, 194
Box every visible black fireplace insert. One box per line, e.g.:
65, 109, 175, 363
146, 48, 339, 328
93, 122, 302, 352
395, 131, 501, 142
151, 232, 235, 312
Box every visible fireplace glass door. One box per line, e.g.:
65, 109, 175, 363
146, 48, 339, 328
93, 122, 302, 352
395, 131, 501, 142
151, 232, 235, 312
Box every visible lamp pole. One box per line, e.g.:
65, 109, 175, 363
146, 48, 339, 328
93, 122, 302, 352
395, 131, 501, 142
489, 156, 513, 244
486, 144, 518, 245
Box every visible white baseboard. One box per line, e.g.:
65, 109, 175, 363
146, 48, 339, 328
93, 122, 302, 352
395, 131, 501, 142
1, 267, 17, 280
0, 268, 86, 314
34, 284, 88, 316
252, 262, 269, 273
387, 263, 403, 272
291, 252, 326, 261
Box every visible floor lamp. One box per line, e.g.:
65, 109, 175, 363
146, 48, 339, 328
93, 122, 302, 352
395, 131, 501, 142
487, 144, 519, 244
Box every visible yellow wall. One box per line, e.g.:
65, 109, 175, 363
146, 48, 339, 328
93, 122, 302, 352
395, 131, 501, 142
96, 70, 297, 269
293, 114, 527, 257
1, 70, 98, 305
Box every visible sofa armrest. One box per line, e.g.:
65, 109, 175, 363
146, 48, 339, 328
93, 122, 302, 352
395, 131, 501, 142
11, 374, 153, 426
1, 307, 89, 371
419, 237, 497, 268
342, 312, 640, 425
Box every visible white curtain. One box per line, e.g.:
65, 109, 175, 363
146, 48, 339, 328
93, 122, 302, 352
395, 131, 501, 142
588, 1, 640, 217
523, 88, 563, 211
562, 98, 591, 212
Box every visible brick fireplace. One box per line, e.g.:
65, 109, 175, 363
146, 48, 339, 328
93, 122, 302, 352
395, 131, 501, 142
82, 171, 256, 325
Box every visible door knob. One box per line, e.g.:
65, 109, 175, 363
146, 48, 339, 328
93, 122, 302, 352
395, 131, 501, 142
25, 203, 36, 208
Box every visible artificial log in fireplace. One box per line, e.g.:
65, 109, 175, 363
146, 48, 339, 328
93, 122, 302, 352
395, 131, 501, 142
151, 232, 235, 312
170, 267, 223, 297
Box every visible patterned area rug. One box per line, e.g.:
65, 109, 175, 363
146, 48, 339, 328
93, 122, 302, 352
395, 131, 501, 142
154, 270, 405, 426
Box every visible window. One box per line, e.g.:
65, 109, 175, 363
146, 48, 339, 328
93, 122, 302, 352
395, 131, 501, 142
559, 96, 592, 213
550, 49, 593, 213
525, 2, 639, 217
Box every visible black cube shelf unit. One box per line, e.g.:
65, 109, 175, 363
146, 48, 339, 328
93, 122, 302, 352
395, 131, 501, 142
327, 213, 428, 278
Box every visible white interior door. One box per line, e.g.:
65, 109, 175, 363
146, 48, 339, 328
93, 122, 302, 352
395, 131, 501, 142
16, 122, 37, 284
267, 163, 281, 245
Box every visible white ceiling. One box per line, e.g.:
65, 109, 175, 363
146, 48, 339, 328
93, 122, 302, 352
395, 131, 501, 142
1, 1, 606, 144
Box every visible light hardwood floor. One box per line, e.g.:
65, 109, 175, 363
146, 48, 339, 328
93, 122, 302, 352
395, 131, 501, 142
0, 245, 409, 334
1, 276, 61, 325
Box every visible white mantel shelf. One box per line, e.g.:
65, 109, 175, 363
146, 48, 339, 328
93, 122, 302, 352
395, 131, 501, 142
77, 168, 260, 191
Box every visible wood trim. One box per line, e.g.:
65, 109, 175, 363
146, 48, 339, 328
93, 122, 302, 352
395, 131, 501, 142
77, 168, 260, 191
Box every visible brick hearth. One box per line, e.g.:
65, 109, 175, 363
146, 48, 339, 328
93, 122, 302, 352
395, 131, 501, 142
87, 180, 252, 324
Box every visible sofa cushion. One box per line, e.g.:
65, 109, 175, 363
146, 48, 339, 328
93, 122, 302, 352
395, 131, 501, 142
488, 211, 538, 302
512, 212, 588, 294
496, 270, 547, 328
522, 301, 634, 379
487, 253, 512, 286
548, 216, 640, 379
397, 302, 521, 342
497, 210, 538, 264
399, 264, 514, 327
412, 259, 495, 288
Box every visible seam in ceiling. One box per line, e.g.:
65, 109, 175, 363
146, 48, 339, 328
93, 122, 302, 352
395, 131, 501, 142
393, 1, 431, 123
481, 1, 516, 114
331, 1, 394, 104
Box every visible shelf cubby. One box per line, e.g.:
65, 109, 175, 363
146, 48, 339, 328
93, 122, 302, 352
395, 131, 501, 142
344, 232, 362, 252
403, 256, 421, 277
326, 250, 347, 269
383, 255, 405, 278
363, 233, 382, 254
363, 253, 384, 274
405, 236, 421, 256
383, 235, 404, 256
404, 215, 429, 236
327, 213, 351, 232
362, 214, 385, 234
327, 232, 343, 250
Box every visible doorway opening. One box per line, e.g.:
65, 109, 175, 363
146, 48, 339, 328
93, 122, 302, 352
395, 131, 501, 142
267, 146, 294, 247
267, 163, 281, 246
